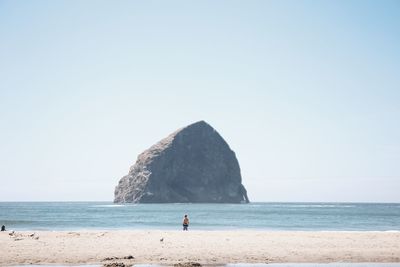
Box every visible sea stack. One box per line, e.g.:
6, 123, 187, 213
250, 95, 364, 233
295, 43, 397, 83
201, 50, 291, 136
114, 121, 249, 203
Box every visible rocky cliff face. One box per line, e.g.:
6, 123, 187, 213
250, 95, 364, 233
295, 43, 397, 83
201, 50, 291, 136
114, 121, 249, 203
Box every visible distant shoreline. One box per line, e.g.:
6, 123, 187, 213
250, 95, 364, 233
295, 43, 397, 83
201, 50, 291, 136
1, 230, 399, 265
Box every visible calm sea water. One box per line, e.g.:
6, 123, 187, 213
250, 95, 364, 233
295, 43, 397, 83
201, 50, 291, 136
1, 202, 399, 231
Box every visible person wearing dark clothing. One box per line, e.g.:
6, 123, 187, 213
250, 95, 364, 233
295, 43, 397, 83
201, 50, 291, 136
182, 215, 189, 231
1, 225, 5, 231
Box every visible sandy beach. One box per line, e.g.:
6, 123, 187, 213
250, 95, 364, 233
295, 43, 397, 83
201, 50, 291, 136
1, 230, 400, 266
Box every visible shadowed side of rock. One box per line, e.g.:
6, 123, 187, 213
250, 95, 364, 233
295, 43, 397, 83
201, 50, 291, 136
114, 121, 249, 203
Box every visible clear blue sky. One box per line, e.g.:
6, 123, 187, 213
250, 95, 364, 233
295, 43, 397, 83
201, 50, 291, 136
1, 0, 399, 202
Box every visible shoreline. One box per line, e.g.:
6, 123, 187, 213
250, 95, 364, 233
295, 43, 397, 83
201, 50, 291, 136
4, 229, 400, 233
1, 230, 400, 266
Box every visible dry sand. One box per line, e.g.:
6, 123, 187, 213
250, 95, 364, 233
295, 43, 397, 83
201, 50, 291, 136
1, 230, 400, 266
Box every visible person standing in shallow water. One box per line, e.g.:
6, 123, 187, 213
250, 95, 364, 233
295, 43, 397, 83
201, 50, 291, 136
182, 215, 189, 231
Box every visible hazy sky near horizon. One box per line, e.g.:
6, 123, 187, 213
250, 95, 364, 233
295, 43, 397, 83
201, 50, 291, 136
1, 0, 399, 202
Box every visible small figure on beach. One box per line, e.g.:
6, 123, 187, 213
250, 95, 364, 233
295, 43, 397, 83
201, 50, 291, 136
182, 214, 189, 231
1, 225, 5, 231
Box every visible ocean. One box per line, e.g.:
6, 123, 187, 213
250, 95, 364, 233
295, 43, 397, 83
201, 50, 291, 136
1, 202, 399, 231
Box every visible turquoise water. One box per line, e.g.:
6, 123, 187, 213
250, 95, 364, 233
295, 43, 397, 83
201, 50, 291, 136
1, 202, 399, 231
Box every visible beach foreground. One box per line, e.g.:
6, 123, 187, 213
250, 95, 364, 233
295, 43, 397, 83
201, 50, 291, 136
1, 230, 400, 265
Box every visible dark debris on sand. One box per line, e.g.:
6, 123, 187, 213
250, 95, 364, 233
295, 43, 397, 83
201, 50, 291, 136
174, 262, 202, 267
103, 263, 131, 267
102, 255, 134, 261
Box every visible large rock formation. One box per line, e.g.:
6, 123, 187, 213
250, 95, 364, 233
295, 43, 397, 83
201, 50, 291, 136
114, 121, 249, 203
